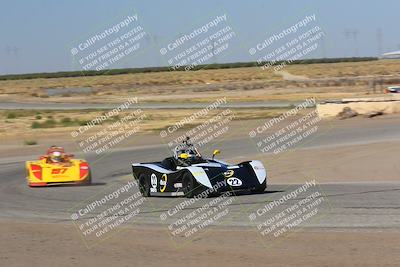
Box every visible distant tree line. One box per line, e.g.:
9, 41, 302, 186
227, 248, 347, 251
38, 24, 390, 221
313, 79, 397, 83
0, 57, 377, 81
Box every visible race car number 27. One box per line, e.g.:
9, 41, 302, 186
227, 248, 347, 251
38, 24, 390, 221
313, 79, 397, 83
52, 168, 68, 174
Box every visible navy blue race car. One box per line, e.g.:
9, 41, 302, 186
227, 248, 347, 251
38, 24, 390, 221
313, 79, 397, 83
132, 137, 267, 197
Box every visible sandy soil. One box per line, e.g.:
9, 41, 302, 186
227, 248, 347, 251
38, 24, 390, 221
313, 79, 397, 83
1, 221, 399, 267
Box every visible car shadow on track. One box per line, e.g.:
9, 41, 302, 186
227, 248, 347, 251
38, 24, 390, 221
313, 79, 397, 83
233, 190, 284, 197
71, 182, 106, 187
152, 190, 284, 199
35, 182, 107, 188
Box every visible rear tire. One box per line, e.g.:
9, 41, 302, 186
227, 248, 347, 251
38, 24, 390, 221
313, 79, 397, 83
84, 172, 92, 185
182, 172, 196, 198
139, 173, 151, 197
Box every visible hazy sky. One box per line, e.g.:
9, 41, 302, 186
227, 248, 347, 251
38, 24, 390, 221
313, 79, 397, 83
1, 0, 399, 75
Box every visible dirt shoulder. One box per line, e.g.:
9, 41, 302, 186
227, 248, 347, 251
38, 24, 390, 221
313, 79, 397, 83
1, 221, 399, 267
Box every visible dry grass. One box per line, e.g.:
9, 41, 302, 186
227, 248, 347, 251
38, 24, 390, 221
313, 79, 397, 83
285, 59, 400, 78
0, 108, 294, 139
0, 60, 399, 104
0, 67, 276, 96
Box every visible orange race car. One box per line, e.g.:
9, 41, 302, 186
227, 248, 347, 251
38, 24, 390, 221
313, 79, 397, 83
25, 146, 91, 187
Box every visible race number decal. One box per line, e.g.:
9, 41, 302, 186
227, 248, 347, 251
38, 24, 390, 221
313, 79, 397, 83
151, 173, 157, 188
227, 177, 242, 186
51, 168, 68, 174
160, 174, 168, 192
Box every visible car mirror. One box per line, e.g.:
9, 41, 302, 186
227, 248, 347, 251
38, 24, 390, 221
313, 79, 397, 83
212, 149, 220, 159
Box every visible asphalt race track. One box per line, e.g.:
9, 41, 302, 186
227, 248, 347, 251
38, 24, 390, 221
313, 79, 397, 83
0, 117, 399, 230
0, 101, 307, 110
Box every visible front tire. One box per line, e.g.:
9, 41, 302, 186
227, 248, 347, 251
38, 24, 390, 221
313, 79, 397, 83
139, 173, 151, 197
182, 172, 196, 198
251, 179, 266, 194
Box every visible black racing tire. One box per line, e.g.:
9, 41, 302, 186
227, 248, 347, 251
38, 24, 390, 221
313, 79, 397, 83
251, 179, 266, 194
138, 173, 151, 197
182, 172, 196, 198
84, 172, 92, 185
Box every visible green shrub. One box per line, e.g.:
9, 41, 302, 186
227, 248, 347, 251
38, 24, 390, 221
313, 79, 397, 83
31, 119, 56, 128
77, 119, 90, 126
43, 119, 56, 127
35, 115, 42, 119
6, 113, 16, 119
60, 117, 75, 126
31, 122, 41, 128
24, 140, 37, 145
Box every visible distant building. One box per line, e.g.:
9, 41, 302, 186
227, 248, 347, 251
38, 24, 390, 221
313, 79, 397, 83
382, 50, 400, 59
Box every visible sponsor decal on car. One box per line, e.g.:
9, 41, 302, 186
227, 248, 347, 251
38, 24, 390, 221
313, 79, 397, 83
224, 170, 234, 178
173, 183, 182, 188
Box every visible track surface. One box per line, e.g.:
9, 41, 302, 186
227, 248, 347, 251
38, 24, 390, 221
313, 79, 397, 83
0, 101, 307, 110
0, 116, 399, 229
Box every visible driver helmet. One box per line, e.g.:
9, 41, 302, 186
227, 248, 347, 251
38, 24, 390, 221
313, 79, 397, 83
50, 151, 63, 163
174, 137, 201, 160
